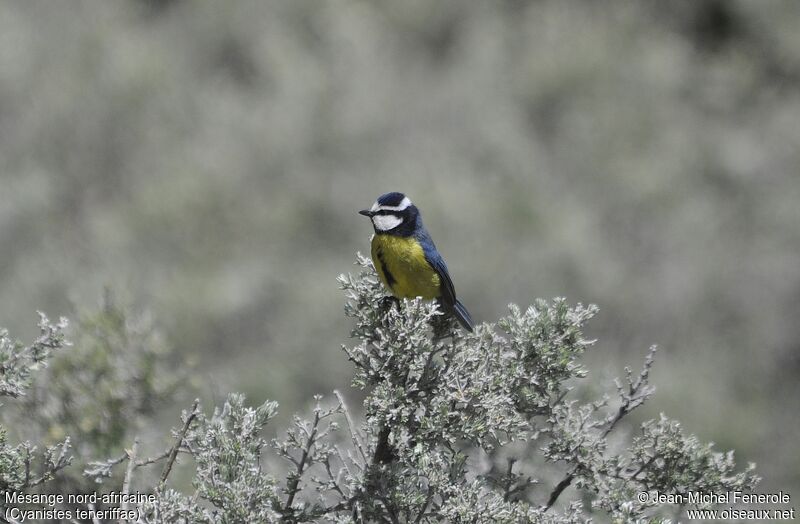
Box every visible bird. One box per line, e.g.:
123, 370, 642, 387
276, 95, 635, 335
359, 192, 474, 332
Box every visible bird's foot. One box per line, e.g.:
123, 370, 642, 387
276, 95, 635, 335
378, 295, 400, 314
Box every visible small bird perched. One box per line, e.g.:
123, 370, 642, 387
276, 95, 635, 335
359, 192, 474, 332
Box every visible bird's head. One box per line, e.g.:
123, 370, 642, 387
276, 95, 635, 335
359, 192, 419, 234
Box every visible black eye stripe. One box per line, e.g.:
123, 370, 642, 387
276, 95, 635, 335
374, 209, 402, 216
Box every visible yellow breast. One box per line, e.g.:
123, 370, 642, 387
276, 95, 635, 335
371, 234, 441, 299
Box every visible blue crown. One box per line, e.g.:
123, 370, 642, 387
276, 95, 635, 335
377, 192, 407, 207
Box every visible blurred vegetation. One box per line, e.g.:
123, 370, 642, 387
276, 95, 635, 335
2, 297, 184, 506
0, 0, 797, 497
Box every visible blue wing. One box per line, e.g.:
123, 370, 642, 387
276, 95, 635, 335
418, 234, 456, 306
419, 230, 474, 331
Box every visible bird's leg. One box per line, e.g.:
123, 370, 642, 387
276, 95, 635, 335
378, 295, 400, 314
431, 300, 458, 341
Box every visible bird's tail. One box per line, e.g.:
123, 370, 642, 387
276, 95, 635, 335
453, 299, 474, 332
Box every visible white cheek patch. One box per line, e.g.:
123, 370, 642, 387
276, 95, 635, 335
372, 214, 403, 231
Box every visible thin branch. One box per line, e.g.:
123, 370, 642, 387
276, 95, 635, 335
630, 455, 657, 481
120, 436, 139, 524
136, 448, 172, 467
25, 452, 72, 488
546, 405, 629, 511
24, 450, 32, 487
546, 349, 658, 511
545, 472, 576, 511
502, 458, 516, 502
87, 502, 102, 524
159, 399, 200, 488
334, 390, 367, 464
283, 408, 321, 514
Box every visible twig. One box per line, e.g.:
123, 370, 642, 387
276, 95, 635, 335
85, 444, 192, 482
545, 471, 576, 510
136, 449, 172, 467
334, 390, 366, 464
120, 436, 139, 524
546, 408, 627, 511
282, 409, 321, 514
503, 458, 516, 502
546, 349, 658, 511
24, 450, 31, 487
87, 502, 102, 524
22, 443, 71, 489
159, 399, 200, 488
630, 455, 657, 481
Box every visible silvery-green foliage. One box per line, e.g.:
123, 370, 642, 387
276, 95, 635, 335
190, 394, 280, 519
140, 394, 282, 524
140, 394, 346, 523
588, 413, 758, 521
140, 488, 219, 524
135, 255, 759, 523
331, 255, 757, 522
272, 396, 344, 521
0, 313, 69, 399
2, 258, 758, 522
341, 255, 595, 451
0, 432, 72, 493
0, 314, 71, 493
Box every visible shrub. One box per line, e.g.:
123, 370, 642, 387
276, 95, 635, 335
1, 256, 758, 522
0, 313, 71, 493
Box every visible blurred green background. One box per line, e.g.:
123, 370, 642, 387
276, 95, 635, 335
1, 0, 798, 496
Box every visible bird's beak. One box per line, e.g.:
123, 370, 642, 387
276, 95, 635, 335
358, 209, 374, 217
